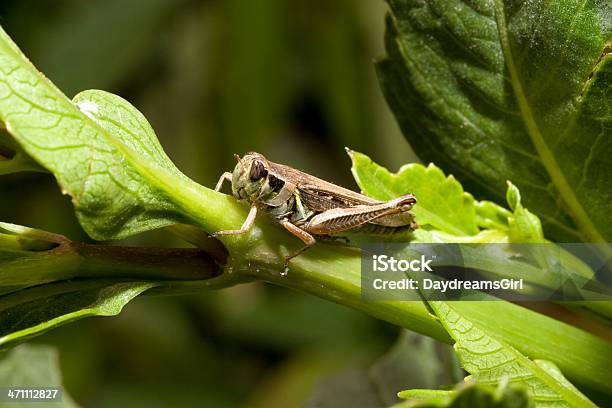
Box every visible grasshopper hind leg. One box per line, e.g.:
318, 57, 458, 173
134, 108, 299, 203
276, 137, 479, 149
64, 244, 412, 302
280, 220, 316, 275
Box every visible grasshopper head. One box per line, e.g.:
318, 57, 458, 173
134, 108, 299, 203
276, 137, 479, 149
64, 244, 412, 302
231, 152, 270, 201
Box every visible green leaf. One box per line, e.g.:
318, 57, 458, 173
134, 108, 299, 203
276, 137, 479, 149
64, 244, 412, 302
350, 150, 517, 242
0, 280, 156, 350
396, 383, 532, 408
349, 150, 551, 247
428, 301, 597, 407
506, 181, 545, 243
0, 344, 79, 408
474, 200, 511, 231
349, 150, 480, 236
533, 360, 592, 402
0, 25, 210, 240
378, 0, 612, 243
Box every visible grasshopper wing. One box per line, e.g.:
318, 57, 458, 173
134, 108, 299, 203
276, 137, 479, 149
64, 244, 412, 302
267, 161, 380, 212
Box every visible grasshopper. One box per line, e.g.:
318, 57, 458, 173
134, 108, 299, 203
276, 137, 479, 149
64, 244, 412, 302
212, 151, 418, 272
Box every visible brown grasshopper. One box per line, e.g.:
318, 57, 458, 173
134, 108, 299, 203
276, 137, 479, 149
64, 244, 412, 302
212, 151, 418, 272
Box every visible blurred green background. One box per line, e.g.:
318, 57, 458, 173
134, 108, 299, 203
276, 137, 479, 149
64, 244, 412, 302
0, 1, 425, 406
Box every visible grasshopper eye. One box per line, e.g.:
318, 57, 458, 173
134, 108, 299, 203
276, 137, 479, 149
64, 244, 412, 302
249, 160, 268, 181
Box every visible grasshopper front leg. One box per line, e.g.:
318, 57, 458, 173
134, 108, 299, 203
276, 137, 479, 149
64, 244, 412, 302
211, 204, 258, 237
212, 171, 258, 237
215, 172, 233, 192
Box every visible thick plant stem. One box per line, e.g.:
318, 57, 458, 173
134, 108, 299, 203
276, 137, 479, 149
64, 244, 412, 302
0, 225, 222, 294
